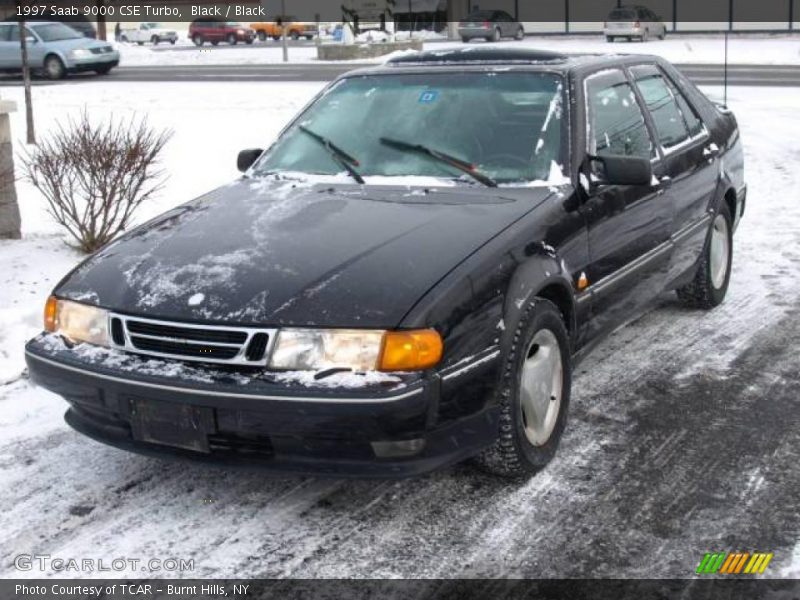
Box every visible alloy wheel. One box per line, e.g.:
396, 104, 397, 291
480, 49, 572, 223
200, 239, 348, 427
709, 213, 730, 289
519, 329, 563, 446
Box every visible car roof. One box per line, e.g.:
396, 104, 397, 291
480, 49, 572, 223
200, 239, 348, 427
359, 47, 662, 75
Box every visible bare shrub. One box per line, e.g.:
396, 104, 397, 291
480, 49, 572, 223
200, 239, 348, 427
22, 112, 172, 253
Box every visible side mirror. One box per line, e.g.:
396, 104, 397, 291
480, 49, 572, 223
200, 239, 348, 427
588, 154, 652, 187
237, 148, 263, 173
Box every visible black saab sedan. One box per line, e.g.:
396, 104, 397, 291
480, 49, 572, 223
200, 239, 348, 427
26, 48, 745, 478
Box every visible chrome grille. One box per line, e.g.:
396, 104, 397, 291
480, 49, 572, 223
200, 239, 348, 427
110, 314, 276, 366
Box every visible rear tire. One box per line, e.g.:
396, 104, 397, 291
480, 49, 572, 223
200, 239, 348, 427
676, 203, 733, 309
136, 41, 144, 46
272, 35, 281, 41
151, 35, 159, 45
461, 36, 470, 43
514, 26, 524, 40
170, 39, 176, 45
606, 35, 614, 42
211, 40, 219, 46
257, 30, 267, 41
290, 31, 300, 40
659, 30, 666, 40
227, 34, 237, 45
43, 54, 66, 80
491, 27, 501, 42
475, 298, 572, 478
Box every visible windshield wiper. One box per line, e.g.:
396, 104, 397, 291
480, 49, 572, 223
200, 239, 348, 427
379, 137, 497, 188
298, 125, 364, 184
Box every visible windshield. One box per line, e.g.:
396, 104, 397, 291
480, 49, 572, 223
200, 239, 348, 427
609, 8, 637, 20
31, 22, 82, 41
255, 72, 566, 185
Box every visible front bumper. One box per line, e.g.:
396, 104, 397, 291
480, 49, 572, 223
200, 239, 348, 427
25, 335, 499, 477
67, 53, 120, 72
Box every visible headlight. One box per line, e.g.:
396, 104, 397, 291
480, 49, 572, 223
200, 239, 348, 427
269, 328, 442, 372
70, 48, 91, 58
44, 296, 109, 347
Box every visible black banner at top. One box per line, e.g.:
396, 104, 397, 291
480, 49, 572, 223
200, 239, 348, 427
0, 0, 798, 23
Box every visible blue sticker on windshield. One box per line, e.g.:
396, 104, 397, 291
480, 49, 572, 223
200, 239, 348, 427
419, 90, 439, 104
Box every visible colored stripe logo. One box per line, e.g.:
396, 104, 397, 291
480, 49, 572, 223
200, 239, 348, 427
696, 552, 773, 574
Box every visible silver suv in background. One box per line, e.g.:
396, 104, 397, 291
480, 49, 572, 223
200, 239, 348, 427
605, 5, 667, 42
0, 21, 119, 79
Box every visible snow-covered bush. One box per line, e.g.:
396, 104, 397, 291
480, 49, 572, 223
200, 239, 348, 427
22, 112, 171, 253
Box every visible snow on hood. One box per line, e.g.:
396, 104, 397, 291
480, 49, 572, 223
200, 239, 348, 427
55, 177, 556, 328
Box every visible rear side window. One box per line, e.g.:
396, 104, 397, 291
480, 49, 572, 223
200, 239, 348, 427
585, 69, 653, 159
630, 66, 689, 149
664, 77, 705, 137
0, 25, 12, 42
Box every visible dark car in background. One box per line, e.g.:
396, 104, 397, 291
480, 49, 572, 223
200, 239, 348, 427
189, 18, 255, 46
605, 5, 667, 42
458, 10, 524, 42
26, 48, 745, 479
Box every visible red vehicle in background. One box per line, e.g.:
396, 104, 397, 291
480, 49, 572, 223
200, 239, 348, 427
189, 18, 255, 46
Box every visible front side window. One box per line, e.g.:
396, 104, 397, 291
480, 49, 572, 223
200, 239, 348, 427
585, 69, 653, 159
630, 66, 690, 149
256, 72, 566, 185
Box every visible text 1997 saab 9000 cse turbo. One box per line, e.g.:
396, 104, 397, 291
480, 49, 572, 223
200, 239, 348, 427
26, 48, 745, 478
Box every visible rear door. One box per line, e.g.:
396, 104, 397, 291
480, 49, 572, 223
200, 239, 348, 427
579, 68, 673, 338
628, 64, 717, 283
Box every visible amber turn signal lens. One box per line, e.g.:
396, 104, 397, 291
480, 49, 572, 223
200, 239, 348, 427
378, 329, 443, 371
44, 295, 58, 332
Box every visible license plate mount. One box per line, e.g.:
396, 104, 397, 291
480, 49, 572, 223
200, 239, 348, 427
129, 398, 214, 453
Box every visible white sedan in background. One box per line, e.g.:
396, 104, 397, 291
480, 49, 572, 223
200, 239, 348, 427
605, 5, 667, 42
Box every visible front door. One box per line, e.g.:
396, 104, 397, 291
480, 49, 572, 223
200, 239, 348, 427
580, 68, 673, 340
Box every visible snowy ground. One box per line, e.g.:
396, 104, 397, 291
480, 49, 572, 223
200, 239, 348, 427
114, 33, 800, 67
0, 81, 798, 578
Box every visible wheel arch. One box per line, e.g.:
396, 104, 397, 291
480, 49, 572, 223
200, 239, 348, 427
43, 51, 67, 71
501, 253, 577, 352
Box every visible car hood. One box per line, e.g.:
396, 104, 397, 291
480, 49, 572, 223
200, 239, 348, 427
56, 179, 553, 328
47, 37, 111, 51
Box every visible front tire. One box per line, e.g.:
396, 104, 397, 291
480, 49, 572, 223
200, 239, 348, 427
677, 203, 733, 309
514, 26, 524, 40
43, 54, 66, 80
606, 35, 614, 42
151, 35, 159, 45
227, 34, 237, 45
491, 27, 501, 42
192, 34, 204, 46
257, 30, 267, 41
476, 298, 572, 478
461, 35, 470, 43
